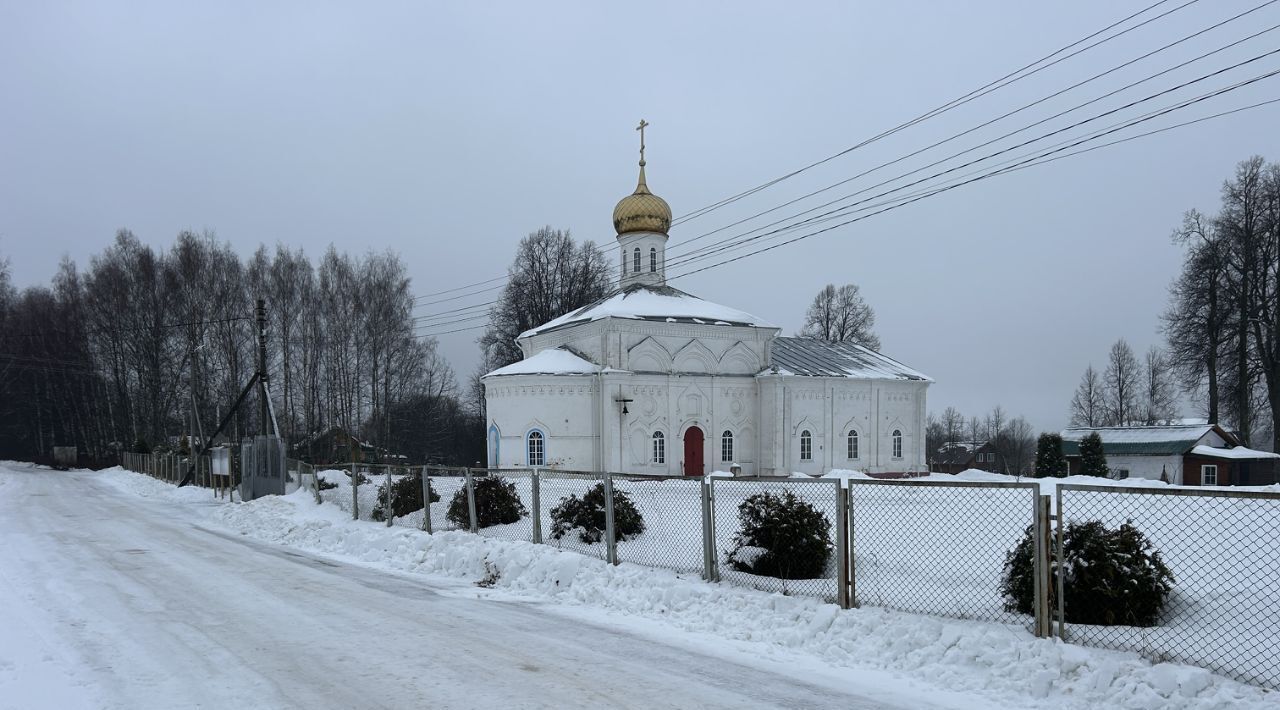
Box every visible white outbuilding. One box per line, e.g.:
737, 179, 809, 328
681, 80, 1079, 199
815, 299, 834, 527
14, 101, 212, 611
482, 142, 932, 477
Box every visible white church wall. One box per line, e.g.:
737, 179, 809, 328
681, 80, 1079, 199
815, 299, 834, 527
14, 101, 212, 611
602, 372, 761, 476
483, 376, 599, 470
759, 376, 928, 476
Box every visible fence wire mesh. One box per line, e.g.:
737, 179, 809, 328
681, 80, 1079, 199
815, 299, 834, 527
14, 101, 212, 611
423, 467, 471, 532
469, 469, 537, 542
611, 474, 706, 576
539, 471, 607, 560
848, 479, 1037, 625
1057, 484, 1280, 689
710, 477, 842, 602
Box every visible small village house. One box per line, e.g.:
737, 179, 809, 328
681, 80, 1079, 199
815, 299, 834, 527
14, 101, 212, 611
1060, 424, 1279, 485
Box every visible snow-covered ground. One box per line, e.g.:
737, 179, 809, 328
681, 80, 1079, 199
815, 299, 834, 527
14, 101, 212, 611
3, 461, 1276, 709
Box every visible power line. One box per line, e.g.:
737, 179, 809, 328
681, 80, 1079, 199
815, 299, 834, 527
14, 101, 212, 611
401, 0, 1195, 309
666, 74, 1280, 281
411, 90, 1280, 339
2, 314, 252, 340
670, 0, 1199, 227
667, 3, 1279, 262
663, 47, 1280, 272
409, 9, 1278, 335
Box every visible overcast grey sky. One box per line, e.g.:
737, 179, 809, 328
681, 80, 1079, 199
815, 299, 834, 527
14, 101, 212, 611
2, 1, 1277, 433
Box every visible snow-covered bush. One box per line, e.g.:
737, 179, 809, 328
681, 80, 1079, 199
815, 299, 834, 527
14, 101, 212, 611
727, 490, 832, 580
371, 473, 439, 522
1002, 520, 1174, 626
446, 475, 527, 528
549, 482, 645, 544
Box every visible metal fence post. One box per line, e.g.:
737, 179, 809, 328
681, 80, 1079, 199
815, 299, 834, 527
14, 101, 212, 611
1055, 486, 1067, 640
385, 465, 394, 528
351, 460, 359, 521
847, 483, 858, 608
836, 481, 850, 610
419, 467, 433, 534
530, 468, 543, 544
702, 477, 719, 582
1033, 493, 1052, 638
465, 468, 478, 533
602, 472, 618, 565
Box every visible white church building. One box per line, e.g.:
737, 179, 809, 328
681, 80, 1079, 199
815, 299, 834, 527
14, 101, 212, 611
482, 137, 932, 477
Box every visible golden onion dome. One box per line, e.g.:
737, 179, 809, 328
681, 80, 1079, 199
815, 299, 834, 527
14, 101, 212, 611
613, 162, 672, 235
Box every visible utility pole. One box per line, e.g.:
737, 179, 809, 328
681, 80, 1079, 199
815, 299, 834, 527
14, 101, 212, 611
256, 298, 271, 435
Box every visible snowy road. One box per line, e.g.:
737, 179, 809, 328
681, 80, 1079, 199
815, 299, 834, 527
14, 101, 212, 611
0, 466, 917, 710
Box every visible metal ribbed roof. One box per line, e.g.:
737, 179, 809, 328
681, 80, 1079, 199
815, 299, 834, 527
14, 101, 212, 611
768, 337, 931, 381
1059, 425, 1225, 456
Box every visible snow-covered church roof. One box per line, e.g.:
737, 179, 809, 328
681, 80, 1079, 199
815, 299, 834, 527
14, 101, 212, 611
484, 347, 601, 377
769, 337, 932, 381
520, 284, 775, 339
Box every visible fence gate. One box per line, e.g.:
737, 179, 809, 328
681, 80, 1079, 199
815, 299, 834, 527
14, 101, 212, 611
240, 435, 286, 500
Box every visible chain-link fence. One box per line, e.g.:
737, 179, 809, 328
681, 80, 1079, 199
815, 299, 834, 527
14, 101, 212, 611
111, 453, 1280, 689
120, 451, 219, 492
468, 469, 538, 542
848, 479, 1038, 626
1057, 484, 1280, 688
422, 466, 471, 532
539, 471, 608, 560
709, 477, 845, 603
611, 474, 707, 576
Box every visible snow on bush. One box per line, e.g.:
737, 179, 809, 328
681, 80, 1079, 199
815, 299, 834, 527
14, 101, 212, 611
1003, 520, 1175, 626
371, 472, 439, 522
445, 475, 527, 528
727, 490, 831, 580
549, 482, 645, 544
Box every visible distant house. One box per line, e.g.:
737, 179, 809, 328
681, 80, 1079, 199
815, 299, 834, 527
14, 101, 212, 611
1060, 424, 1280, 486
291, 426, 377, 465
932, 440, 1000, 474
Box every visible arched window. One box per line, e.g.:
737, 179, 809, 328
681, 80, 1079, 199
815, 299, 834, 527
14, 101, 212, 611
527, 430, 545, 467
892, 429, 903, 459
650, 247, 657, 272
721, 430, 734, 462
621, 249, 627, 272
633, 247, 641, 273
800, 430, 812, 461
652, 431, 665, 464
847, 430, 859, 460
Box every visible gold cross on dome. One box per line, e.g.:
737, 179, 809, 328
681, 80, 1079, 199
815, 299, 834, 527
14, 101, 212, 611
636, 119, 649, 163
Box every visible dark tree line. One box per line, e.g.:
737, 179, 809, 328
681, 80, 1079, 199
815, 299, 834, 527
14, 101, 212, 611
0, 230, 481, 465
1163, 157, 1280, 448
926, 405, 1037, 475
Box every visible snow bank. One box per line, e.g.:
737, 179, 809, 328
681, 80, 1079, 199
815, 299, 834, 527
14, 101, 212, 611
88, 466, 1278, 709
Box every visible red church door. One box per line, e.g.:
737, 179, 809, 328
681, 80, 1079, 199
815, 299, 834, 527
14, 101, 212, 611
683, 427, 704, 476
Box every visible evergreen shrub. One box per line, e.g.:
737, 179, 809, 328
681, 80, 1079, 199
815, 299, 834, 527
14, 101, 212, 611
1078, 432, 1110, 478
1001, 519, 1174, 626
1033, 433, 1067, 478
371, 473, 440, 522
446, 476, 527, 528
727, 490, 832, 580
549, 482, 645, 544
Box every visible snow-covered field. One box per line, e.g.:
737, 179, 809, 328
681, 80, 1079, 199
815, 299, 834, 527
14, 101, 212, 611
5, 460, 1277, 709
